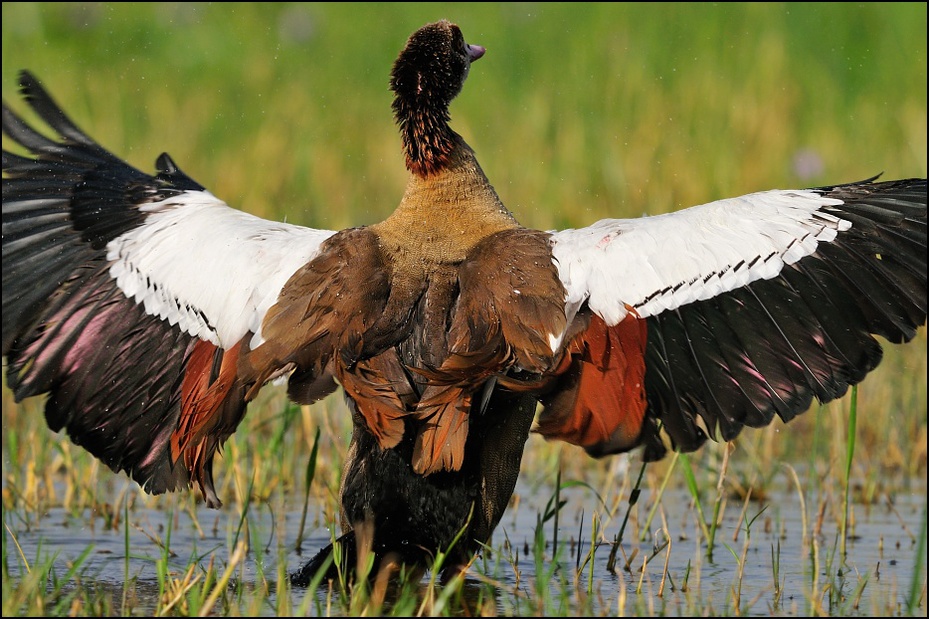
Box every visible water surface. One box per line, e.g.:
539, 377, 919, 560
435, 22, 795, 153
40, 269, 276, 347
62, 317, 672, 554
5, 473, 925, 616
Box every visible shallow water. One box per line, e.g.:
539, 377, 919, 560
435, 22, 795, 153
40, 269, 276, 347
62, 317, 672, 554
4, 475, 926, 616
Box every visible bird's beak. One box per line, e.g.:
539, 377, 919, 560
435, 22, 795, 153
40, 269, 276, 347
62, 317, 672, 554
468, 44, 486, 62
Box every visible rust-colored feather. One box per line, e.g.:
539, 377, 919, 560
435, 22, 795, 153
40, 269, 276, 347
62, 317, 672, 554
173, 338, 247, 506
412, 384, 471, 474
536, 312, 648, 455
337, 352, 411, 449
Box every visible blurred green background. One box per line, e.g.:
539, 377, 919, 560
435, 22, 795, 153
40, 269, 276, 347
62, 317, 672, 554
3, 2, 926, 234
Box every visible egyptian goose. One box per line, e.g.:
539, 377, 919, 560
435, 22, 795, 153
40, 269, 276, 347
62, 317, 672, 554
2, 20, 926, 584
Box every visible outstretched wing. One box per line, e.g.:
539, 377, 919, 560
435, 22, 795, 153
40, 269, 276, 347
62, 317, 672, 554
2, 71, 335, 506
546, 178, 927, 459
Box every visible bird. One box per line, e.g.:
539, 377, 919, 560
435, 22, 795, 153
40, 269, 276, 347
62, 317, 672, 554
2, 19, 926, 586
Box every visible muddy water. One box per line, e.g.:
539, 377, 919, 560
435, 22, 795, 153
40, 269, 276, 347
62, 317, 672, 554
4, 476, 926, 616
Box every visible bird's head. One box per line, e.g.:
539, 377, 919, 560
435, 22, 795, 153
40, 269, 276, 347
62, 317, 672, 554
390, 20, 484, 122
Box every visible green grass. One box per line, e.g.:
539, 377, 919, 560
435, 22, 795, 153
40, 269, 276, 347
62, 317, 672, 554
2, 2, 927, 617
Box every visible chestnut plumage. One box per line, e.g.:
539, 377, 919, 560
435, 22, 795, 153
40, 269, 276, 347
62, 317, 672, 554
2, 19, 926, 584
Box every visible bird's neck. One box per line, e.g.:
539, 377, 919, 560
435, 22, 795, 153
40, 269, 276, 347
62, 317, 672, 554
397, 103, 456, 177
373, 141, 519, 267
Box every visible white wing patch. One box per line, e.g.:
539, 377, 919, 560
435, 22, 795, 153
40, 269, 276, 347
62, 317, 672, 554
550, 189, 850, 325
107, 190, 335, 348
